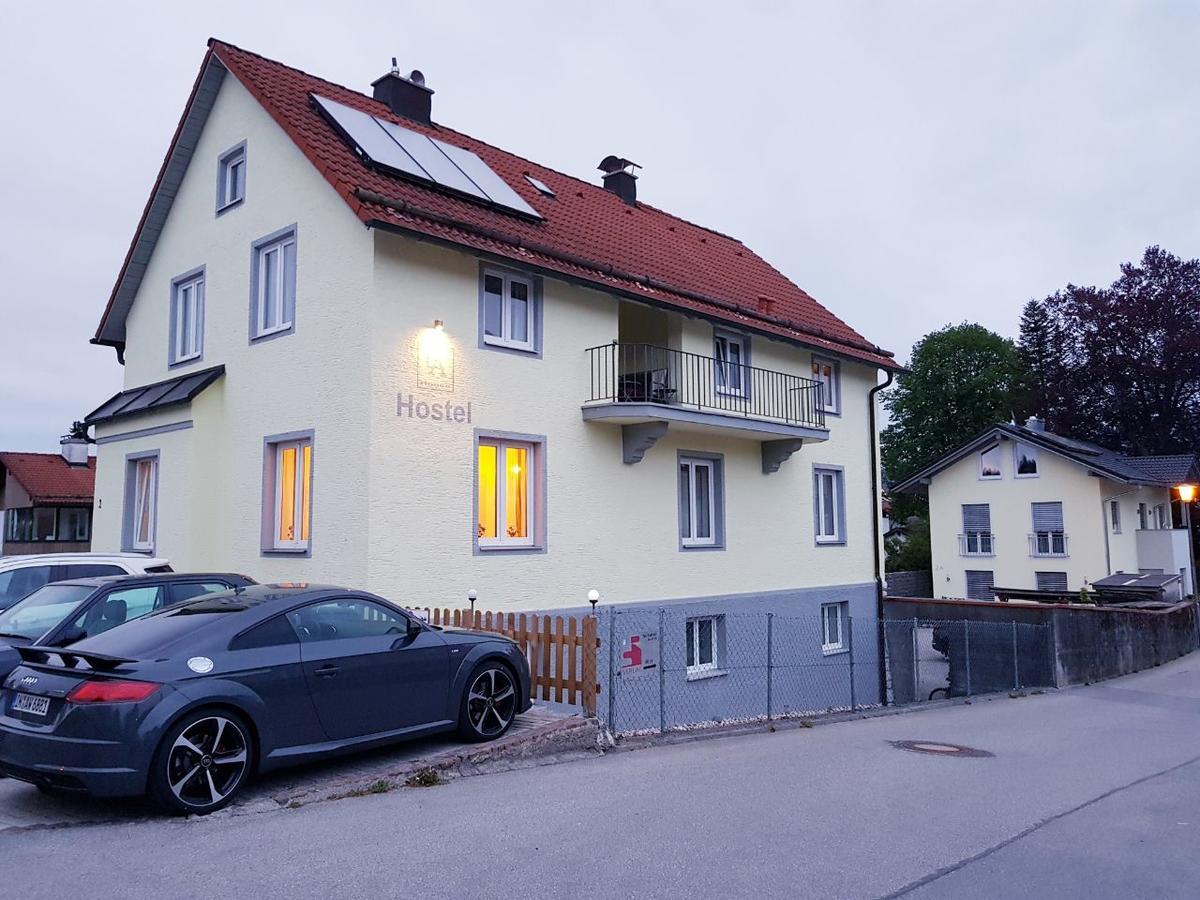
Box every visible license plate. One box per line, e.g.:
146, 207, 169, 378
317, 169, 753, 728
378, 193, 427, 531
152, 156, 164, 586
11, 693, 50, 717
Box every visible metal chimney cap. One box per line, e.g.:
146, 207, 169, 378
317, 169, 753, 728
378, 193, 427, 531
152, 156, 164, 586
598, 155, 640, 176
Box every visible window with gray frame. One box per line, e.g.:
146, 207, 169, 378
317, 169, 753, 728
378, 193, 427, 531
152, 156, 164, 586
479, 266, 540, 355
169, 267, 205, 366
965, 570, 995, 600
1110, 500, 1121, 533
713, 329, 750, 396
813, 466, 846, 545
473, 430, 547, 554
811, 356, 840, 415
1036, 571, 1069, 592
261, 431, 313, 555
960, 503, 993, 555
217, 141, 246, 212
821, 601, 849, 652
250, 226, 297, 342
686, 615, 724, 675
122, 451, 159, 553
678, 453, 724, 550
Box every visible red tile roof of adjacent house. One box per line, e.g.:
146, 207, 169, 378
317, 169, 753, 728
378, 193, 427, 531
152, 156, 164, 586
96, 39, 897, 370
0, 453, 96, 506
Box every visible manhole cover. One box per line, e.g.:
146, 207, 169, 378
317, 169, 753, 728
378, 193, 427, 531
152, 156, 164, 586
889, 740, 993, 758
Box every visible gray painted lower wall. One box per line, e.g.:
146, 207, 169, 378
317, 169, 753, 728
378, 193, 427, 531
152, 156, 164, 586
554, 582, 881, 733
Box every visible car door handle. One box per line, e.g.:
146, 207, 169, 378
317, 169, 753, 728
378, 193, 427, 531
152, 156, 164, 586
314, 665, 340, 678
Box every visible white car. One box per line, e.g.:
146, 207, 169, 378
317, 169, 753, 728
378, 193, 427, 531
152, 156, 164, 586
0, 552, 171, 612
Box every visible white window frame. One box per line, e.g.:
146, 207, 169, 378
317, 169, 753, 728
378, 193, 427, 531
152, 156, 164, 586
481, 269, 535, 352
252, 229, 297, 340
171, 272, 204, 364
477, 438, 536, 549
1013, 442, 1039, 478
814, 467, 844, 545
271, 438, 312, 551
685, 615, 720, 675
679, 457, 718, 548
1110, 500, 1122, 534
812, 356, 840, 415
821, 602, 848, 654
714, 330, 748, 397
979, 444, 1002, 480
131, 457, 157, 552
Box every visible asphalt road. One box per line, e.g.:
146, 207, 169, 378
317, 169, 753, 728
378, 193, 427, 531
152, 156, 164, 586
6, 654, 1200, 899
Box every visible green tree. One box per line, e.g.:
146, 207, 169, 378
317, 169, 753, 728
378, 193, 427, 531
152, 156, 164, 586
1017, 298, 1063, 428
882, 324, 1030, 501
885, 517, 931, 573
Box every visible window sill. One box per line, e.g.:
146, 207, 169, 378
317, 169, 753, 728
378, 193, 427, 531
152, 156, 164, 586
481, 337, 539, 356
216, 197, 244, 217
815, 539, 846, 547
680, 542, 725, 552
822, 646, 849, 657
686, 667, 728, 682
169, 354, 203, 369
262, 546, 310, 556
251, 323, 294, 343
960, 553, 996, 558
476, 543, 545, 555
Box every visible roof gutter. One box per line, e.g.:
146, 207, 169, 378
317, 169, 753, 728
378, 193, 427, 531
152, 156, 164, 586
354, 188, 898, 367
869, 368, 895, 706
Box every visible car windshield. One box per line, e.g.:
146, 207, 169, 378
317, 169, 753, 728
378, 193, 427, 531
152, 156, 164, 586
0, 584, 97, 641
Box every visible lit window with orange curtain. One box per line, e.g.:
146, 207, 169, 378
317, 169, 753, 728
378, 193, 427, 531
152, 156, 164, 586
477, 438, 534, 547
274, 438, 313, 549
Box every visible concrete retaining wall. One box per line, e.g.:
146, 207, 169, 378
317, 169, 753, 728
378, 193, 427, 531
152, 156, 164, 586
884, 596, 1199, 687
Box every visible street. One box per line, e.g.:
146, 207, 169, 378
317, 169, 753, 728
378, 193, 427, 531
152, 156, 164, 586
4, 655, 1200, 899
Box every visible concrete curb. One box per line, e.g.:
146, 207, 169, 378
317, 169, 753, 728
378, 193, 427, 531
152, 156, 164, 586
604, 688, 1054, 753
233, 716, 601, 814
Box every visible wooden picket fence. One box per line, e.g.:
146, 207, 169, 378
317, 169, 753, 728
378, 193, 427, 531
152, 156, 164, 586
415, 608, 599, 716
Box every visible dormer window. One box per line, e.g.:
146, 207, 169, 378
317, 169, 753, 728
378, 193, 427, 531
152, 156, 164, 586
979, 444, 1002, 479
217, 141, 247, 213
1014, 442, 1039, 477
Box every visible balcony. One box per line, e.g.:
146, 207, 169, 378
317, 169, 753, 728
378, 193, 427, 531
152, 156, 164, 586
582, 342, 829, 472
1029, 532, 1069, 557
958, 532, 996, 557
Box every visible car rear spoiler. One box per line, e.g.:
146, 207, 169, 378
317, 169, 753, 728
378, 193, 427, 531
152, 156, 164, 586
15, 645, 137, 672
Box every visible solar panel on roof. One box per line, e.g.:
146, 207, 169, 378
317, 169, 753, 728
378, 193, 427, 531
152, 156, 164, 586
312, 94, 541, 220
431, 138, 541, 218
374, 119, 487, 199
311, 95, 428, 181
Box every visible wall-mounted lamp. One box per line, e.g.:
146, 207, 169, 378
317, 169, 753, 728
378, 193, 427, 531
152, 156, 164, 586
467, 588, 477, 613
433, 319, 444, 331
1178, 483, 1197, 505
587, 588, 600, 613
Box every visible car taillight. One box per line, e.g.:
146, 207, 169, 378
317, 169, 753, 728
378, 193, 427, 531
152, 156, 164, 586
67, 679, 161, 704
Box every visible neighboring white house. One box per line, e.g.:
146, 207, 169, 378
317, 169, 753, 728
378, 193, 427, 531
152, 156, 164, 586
893, 417, 1198, 600
83, 39, 899, 636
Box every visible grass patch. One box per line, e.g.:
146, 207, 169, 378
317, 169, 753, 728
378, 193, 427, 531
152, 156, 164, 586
405, 768, 444, 788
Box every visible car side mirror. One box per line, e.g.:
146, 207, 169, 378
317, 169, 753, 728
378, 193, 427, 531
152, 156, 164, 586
407, 617, 423, 638
53, 625, 87, 647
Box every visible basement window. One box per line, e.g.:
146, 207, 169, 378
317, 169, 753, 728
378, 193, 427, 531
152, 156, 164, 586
686, 615, 724, 677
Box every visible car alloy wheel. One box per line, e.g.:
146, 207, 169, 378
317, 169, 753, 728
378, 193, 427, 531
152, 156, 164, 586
164, 715, 249, 812
466, 665, 517, 739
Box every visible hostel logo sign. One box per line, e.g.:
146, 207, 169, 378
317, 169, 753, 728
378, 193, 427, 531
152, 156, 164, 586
619, 632, 659, 676
417, 339, 454, 391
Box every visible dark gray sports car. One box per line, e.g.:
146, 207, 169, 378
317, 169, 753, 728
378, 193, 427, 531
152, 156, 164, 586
0, 584, 531, 814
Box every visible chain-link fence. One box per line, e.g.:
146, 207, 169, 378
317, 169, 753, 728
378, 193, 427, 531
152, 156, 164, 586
600, 610, 1053, 736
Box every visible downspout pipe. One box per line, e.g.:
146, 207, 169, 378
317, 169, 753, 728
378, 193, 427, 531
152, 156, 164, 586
869, 368, 895, 706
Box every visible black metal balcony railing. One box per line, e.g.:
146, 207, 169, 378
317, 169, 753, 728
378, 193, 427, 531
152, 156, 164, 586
586, 342, 826, 429
1029, 532, 1069, 557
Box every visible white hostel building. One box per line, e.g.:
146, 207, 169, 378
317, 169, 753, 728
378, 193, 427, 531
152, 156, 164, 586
86, 40, 900, 633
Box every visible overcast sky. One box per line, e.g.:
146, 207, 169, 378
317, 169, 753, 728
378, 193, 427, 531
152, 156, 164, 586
2, 2, 1198, 452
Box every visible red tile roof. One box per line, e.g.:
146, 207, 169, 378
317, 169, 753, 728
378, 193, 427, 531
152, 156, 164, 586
99, 39, 897, 370
0, 453, 96, 506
